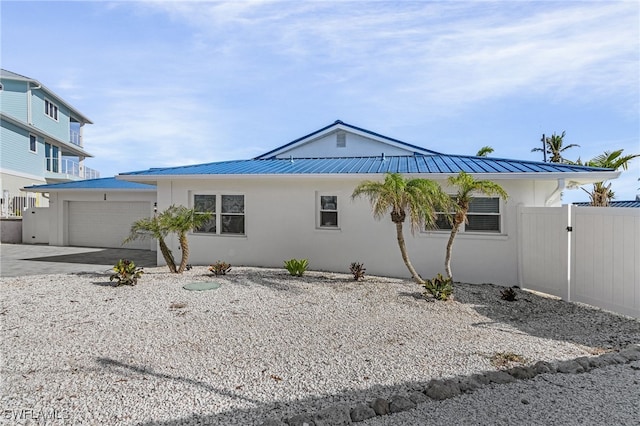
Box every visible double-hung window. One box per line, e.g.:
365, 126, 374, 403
434, 197, 501, 233
45, 99, 58, 121
193, 194, 245, 235
318, 195, 339, 228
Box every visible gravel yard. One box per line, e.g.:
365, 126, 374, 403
1, 267, 639, 425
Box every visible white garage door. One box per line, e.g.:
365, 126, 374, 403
68, 201, 151, 249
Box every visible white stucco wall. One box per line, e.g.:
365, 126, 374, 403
156, 176, 559, 286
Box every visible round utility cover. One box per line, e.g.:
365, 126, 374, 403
183, 282, 221, 291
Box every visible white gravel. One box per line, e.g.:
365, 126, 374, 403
1, 267, 638, 425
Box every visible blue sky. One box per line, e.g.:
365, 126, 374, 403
2, 0, 638, 202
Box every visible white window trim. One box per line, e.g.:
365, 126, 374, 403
44, 99, 59, 121
426, 196, 505, 235
316, 192, 340, 230
191, 192, 246, 236
29, 134, 37, 153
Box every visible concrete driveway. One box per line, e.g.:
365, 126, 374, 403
0, 244, 157, 277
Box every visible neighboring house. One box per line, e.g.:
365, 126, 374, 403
25, 120, 619, 285
0, 69, 98, 217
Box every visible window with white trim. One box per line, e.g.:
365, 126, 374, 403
45, 99, 58, 121
194, 194, 217, 233
434, 197, 501, 233
29, 134, 37, 153
318, 194, 339, 228
193, 194, 245, 235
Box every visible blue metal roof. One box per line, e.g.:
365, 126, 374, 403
573, 201, 640, 208
120, 154, 612, 177
24, 177, 156, 191
255, 120, 441, 159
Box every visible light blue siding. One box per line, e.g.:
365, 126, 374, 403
0, 120, 44, 177
30, 90, 70, 142
0, 79, 29, 121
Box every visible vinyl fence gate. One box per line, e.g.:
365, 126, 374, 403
518, 205, 639, 318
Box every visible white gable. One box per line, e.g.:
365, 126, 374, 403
256, 121, 434, 159
274, 130, 416, 158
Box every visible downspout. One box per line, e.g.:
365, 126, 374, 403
545, 178, 565, 206
27, 82, 42, 125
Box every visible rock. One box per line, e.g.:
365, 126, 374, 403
408, 390, 428, 404
286, 414, 316, 426
508, 366, 537, 380
458, 375, 483, 393
589, 356, 610, 369
618, 346, 640, 362
350, 404, 376, 422
262, 419, 287, 426
314, 405, 351, 426
574, 357, 591, 372
369, 398, 389, 416
521, 398, 530, 405
389, 395, 416, 413
425, 379, 461, 400
533, 361, 554, 375
556, 360, 584, 374
471, 373, 491, 385
485, 370, 516, 384
599, 353, 628, 365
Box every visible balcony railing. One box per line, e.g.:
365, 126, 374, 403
69, 130, 82, 147
46, 157, 100, 179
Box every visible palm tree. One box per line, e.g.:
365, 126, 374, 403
476, 146, 494, 157
445, 172, 508, 281
352, 172, 450, 284
583, 149, 639, 206
125, 205, 212, 273
125, 215, 177, 273
531, 131, 579, 163
160, 205, 213, 273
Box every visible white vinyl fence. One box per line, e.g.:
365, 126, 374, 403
518, 205, 639, 318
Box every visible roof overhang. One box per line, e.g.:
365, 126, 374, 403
1, 70, 93, 124
117, 170, 621, 185
1, 112, 93, 157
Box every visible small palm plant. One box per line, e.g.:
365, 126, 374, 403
125, 205, 212, 274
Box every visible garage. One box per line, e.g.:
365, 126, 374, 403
68, 201, 151, 249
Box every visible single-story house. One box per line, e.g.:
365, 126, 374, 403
25, 120, 619, 285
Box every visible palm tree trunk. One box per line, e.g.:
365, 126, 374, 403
177, 232, 189, 273
158, 237, 177, 273
395, 222, 424, 284
445, 221, 462, 280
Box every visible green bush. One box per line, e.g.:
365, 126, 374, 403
423, 273, 453, 301
209, 261, 231, 276
110, 259, 144, 286
284, 258, 308, 277
349, 262, 366, 281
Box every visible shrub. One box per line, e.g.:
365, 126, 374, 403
491, 352, 526, 368
110, 259, 144, 286
350, 262, 366, 281
209, 261, 231, 276
284, 258, 308, 277
500, 287, 517, 301
423, 273, 453, 301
